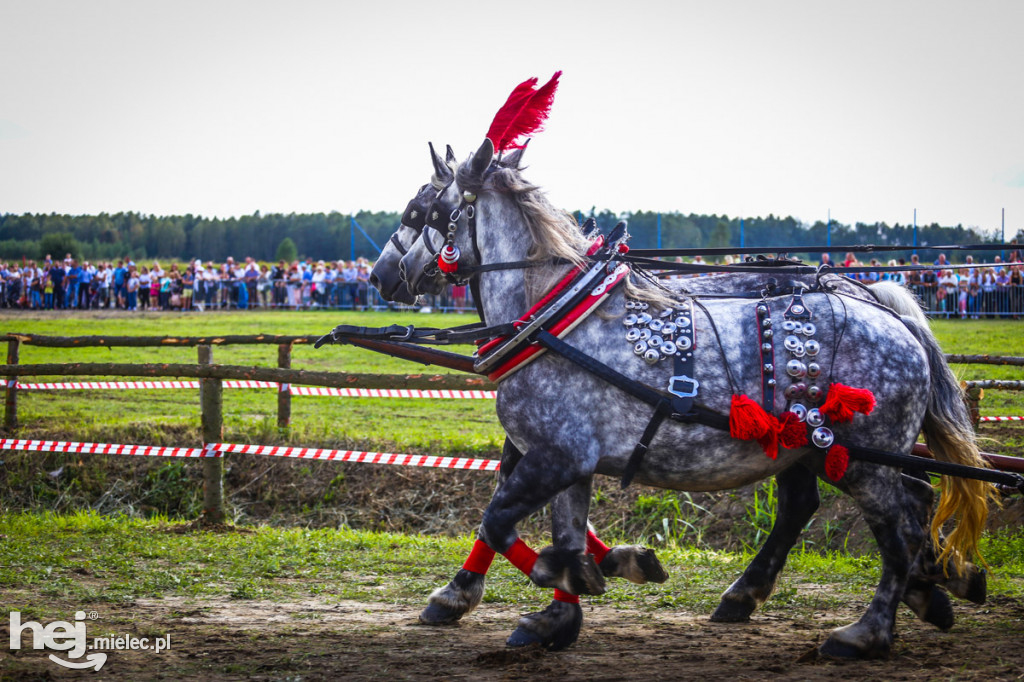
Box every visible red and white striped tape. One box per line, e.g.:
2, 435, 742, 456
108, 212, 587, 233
16, 381, 495, 399
0, 438, 501, 471
979, 415, 1024, 422
205, 442, 500, 471
287, 387, 495, 399
0, 438, 211, 458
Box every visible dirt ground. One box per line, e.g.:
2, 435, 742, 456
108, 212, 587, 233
4, 592, 1023, 681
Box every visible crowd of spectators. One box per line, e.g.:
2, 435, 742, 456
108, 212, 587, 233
0, 254, 386, 312
2, 249, 1023, 318
827, 250, 1024, 318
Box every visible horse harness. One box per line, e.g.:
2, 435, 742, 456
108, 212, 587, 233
317, 235, 1024, 496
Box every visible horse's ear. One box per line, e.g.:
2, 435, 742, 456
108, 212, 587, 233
429, 142, 453, 183
445, 145, 457, 165
467, 138, 494, 181
502, 139, 528, 169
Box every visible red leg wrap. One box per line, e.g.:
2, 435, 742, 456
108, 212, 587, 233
501, 538, 538, 577
462, 539, 496, 575
585, 530, 610, 564
553, 589, 579, 604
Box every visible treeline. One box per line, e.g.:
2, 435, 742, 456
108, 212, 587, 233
0, 209, 1015, 264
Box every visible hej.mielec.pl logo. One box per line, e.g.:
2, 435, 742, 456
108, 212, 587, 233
9, 610, 171, 671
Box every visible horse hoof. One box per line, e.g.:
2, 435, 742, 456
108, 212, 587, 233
923, 588, 954, 631
820, 623, 891, 660
418, 569, 485, 625
419, 601, 464, 625
965, 568, 987, 605
709, 596, 754, 623
818, 638, 867, 660
532, 547, 606, 596
600, 545, 669, 584
506, 601, 582, 651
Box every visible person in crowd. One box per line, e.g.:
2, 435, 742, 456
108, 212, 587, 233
112, 260, 127, 309
311, 262, 327, 307
980, 267, 997, 317
125, 267, 139, 311
181, 264, 194, 311
138, 266, 151, 310
244, 257, 259, 308
257, 264, 272, 308
78, 261, 94, 308
42, 269, 54, 309
272, 260, 288, 308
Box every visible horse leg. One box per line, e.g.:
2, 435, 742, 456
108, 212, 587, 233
820, 465, 924, 659
419, 439, 523, 625
711, 463, 819, 622
479, 447, 604, 596
507, 475, 593, 650
421, 438, 655, 627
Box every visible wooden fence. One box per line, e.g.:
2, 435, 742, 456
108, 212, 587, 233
0, 334, 494, 523
0, 334, 1020, 522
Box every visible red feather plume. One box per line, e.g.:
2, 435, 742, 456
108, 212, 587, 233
485, 71, 561, 152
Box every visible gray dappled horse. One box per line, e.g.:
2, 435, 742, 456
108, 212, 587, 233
382, 145, 986, 647
393, 138, 992, 658
368, 146, 671, 630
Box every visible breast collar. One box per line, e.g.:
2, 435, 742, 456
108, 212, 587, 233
473, 236, 631, 382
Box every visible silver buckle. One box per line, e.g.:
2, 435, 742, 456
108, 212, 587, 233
668, 375, 699, 398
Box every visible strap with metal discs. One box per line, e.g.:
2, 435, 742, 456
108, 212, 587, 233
755, 299, 776, 413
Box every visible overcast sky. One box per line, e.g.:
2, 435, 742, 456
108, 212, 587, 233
1, 1, 1022, 236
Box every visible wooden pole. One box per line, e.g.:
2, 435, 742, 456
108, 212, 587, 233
4, 338, 19, 432
198, 345, 226, 524
960, 381, 984, 430
277, 343, 291, 429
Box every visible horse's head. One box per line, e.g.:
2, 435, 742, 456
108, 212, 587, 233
400, 138, 545, 297
370, 143, 456, 303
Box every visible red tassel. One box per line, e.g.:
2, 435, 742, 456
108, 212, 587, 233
777, 411, 809, 450
824, 444, 850, 481
729, 394, 775, 441
821, 383, 876, 423
437, 254, 458, 274
756, 428, 782, 460
485, 71, 561, 152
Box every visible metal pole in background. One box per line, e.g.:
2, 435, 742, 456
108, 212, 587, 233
913, 208, 918, 255
740, 218, 745, 248
657, 212, 662, 249
1002, 208, 1006, 261
349, 216, 355, 261
827, 209, 831, 248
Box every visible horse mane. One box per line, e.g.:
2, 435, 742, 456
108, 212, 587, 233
460, 162, 675, 308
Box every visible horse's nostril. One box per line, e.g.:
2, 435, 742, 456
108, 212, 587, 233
370, 274, 380, 290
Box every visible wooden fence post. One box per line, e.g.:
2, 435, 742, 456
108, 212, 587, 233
277, 343, 291, 429
961, 380, 983, 430
198, 344, 226, 523
4, 338, 19, 432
